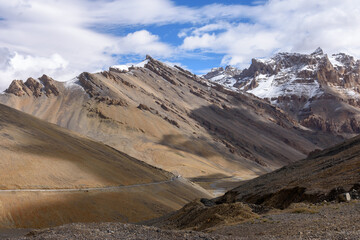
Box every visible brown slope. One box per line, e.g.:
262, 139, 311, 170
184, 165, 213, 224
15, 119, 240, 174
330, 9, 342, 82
0, 103, 210, 228
216, 134, 360, 209
0, 57, 342, 193
150, 135, 360, 232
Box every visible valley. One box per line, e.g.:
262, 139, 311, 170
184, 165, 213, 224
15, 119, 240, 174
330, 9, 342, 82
0, 103, 210, 229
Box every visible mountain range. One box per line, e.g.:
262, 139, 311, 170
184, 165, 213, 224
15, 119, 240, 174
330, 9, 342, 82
0, 55, 342, 196
204, 48, 360, 137
0, 49, 359, 238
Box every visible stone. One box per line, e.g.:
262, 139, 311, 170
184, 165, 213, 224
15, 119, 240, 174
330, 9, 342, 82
338, 192, 351, 202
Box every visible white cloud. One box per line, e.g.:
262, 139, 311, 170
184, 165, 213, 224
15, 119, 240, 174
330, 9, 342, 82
109, 30, 173, 57
89, 0, 198, 25
0, 48, 69, 90
0, 0, 174, 90
180, 0, 360, 68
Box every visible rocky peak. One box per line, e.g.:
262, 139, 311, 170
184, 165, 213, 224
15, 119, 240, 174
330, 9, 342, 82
24, 77, 42, 97
203, 68, 225, 80
311, 47, 324, 56
203, 66, 241, 81
272, 52, 318, 70
4, 80, 31, 97
78, 72, 99, 97
144, 56, 180, 86
5, 75, 61, 98
39, 74, 60, 96
224, 65, 242, 76
330, 53, 358, 72
145, 54, 153, 61
239, 58, 275, 79
211, 67, 224, 72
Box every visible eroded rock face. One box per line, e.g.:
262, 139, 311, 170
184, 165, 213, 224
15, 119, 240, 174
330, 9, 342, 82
301, 115, 331, 132
6, 75, 61, 98
78, 72, 99, 97
144, 56, 178, 86
237, 58, 276, 80
39, 75, 60, 96
25, 78, 43, 97
5, 80, 30, 96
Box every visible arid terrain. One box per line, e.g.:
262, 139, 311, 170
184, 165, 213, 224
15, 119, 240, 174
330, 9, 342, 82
2, 201, 359, 239
2, 127, 357, 239
0, 54, 359, 239
148, 133, 359, 238
0, 103, 210, 229
0, 56, 343, 195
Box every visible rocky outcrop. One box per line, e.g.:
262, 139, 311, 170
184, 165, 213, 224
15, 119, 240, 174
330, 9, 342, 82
203, 67, 224, 79
301, 114, 331, 132
243, 78, 258, 91
145, 56, 178, 85
25, 78, 43, 97
39, 75, 60, 96
95, 96, 127, 106
5, 80, 30, 96
5, 76, 61, 97
238, 58, 276, 79
78, 72, 100, 97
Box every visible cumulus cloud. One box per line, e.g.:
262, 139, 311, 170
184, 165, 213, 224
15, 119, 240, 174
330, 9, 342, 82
0, 48, 69, 90
0, 0, 174, 90
180, 0, 360, 68
109, 30, 173, 57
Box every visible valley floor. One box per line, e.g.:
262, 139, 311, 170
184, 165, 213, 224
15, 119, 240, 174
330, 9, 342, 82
4, 200, 359, 239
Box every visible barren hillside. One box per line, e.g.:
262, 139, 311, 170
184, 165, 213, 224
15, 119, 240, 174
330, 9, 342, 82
0, 56, 342, 194
0, 103, 210, 228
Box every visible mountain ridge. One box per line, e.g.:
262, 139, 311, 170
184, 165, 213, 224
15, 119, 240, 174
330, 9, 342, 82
0, 55, 341, 194
204, 48, 360, 136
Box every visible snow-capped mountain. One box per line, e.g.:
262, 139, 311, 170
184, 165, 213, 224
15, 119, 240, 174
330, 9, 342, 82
203, 66, 241, 90
204, 48, 360, 136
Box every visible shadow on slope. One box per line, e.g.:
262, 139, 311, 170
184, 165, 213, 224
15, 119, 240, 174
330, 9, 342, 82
0, 103, 171, 188
216, 135, 360, 209
189, 104, 342, 169
0, 104, 211, 228
158, 134, 218, 158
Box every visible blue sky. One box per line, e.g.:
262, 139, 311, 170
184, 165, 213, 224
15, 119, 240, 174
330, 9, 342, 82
0, 0, 360, 89
94, 0, 261, 73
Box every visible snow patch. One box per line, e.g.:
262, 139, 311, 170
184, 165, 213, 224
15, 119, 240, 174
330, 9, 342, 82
333, 86, 360, 98
247, 73, 322, 100
64, 77, 83, 89
110, 59, 149, 72
328, 56, 344, 67
134, 59, 149, 68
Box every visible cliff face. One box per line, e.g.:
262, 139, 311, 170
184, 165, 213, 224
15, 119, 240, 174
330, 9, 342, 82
204, 48, 360, 136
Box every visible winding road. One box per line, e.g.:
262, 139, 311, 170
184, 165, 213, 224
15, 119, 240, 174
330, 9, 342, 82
0, 177, 180, 193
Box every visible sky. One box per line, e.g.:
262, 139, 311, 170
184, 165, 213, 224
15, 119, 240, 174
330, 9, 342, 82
0, 0, 360, 90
